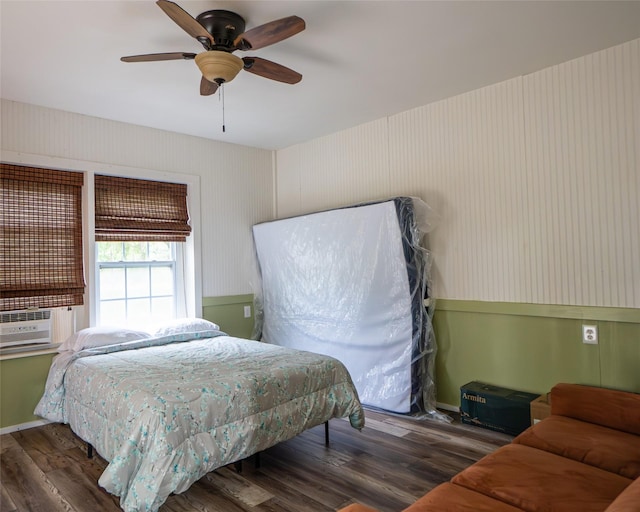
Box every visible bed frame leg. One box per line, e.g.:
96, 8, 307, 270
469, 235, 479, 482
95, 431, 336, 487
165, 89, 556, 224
87, 443, 93, 459
232, 422, 328, 474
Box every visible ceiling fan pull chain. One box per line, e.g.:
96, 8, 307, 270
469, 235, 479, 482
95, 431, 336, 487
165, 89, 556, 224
220, 83, 226, 133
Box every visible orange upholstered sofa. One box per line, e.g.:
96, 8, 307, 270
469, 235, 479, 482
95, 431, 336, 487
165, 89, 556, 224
339, 383, 640, 512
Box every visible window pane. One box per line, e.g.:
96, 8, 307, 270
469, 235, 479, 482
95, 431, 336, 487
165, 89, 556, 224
124, 242, 148, 262
96, 241, 179, 328
100, 300, 126, 326
100, 268, 126, 300
151, 266, 173, 296
128, 298, 151, 321
149, 242, 172, 261
97, 242, 123, 262
151, 297, 173, 323
126, 267, 150, 298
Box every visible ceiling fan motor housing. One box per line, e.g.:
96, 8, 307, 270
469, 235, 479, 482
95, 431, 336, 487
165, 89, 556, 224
195, 10, 246, 50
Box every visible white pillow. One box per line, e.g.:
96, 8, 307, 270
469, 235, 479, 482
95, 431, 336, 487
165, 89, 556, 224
153, 317, 220, 337
58, 326, 152, 352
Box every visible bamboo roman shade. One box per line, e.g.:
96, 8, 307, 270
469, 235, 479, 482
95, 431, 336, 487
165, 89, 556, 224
1, 164, 85, 311
94, 175, 191, 242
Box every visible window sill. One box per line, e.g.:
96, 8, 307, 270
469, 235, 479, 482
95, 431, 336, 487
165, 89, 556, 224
0, 344, 61, 361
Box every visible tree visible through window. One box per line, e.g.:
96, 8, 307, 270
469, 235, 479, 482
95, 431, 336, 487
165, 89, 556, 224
97, 241, 176, 330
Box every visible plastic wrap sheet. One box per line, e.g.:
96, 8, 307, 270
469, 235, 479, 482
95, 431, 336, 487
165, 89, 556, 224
252, 197, 442, 416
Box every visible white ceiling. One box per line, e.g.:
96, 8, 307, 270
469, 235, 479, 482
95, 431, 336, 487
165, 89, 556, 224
2, 1, 640, 150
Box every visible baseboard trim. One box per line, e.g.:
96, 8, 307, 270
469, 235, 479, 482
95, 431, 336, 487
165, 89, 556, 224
202, 294, 254, 307
0, 418, 50, 435
435, 299, 640, 323
437, 401, 459, 413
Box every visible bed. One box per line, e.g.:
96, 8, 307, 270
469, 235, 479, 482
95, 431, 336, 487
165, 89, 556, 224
34, 321, 365, 512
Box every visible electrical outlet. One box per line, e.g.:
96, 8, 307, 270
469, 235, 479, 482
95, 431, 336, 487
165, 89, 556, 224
243, 305, 251, 318
582, 325, 598, 344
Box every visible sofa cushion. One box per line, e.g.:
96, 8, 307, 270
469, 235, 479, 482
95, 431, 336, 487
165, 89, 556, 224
551, 383, 640, 435
605, 477, 640, 512
513, 415, 640, 479
452, 444, 632, 512
403, 482, 524, 512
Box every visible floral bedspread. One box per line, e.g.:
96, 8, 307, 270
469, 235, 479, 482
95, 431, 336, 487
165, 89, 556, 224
35, 333, 364, 512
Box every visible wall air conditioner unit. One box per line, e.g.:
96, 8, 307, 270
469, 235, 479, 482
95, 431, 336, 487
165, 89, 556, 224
0, 309, 52, 349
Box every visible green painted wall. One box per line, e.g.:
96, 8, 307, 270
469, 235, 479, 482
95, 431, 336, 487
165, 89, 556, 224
2, 296, 637, 430
202, 296, 640, 407
202, 294, 256, 339
433, 301, 640, 407
0, 353, 56, 429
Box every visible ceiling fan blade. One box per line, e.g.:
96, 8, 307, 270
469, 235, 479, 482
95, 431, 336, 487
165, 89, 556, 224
234, 16, 305, 51
156, 0, 214, 45
121, 52, 196, 62
242, 57, 302, 84
200, 76, 219, 96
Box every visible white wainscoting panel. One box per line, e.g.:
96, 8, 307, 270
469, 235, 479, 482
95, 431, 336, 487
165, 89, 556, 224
1, 100, 274, 296
275, 39, 640, 308
276, 118, 391, 218
388, 77, 527, 302
522, 39, 639, 308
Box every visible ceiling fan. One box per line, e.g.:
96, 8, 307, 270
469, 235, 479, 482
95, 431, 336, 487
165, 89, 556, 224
121, 0, 305, 96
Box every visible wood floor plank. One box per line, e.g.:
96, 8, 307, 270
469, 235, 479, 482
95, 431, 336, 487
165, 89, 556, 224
0, 482, 18, 512
361, 416, 412, 438
406, 452, 465, 484
266, 431, 354, 468
327, 422, 432, 463
1, 435, 24, 511
251, 454, 352, 508
0, 443, 74, 511
65, 444, 111, 476
242, 470, 334, 512
389, 416, 512, 448
403, 425, 508, 456
1, 433, 22, 457
342, 450, 437, 497
204, 467, 274, 507
263, 441, 413, 511
1, 410, 511, 511
46, 464, 122, 512
165, 477, 252, 512
12, 429, 76, 473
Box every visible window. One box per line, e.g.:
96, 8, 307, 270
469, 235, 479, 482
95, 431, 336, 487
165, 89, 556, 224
1, 163, 84, 311
96, 241, 180, 330
93, 174, 191, 330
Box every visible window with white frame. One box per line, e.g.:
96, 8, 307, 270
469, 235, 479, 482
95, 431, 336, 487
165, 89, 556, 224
96, 241, 182, 330
93, 174, 192, 331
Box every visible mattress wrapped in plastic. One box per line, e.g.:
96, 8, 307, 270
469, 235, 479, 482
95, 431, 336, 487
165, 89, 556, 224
252, 197, 439, 415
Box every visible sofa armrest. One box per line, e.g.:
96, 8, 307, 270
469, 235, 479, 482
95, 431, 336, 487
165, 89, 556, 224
604, 477, 640, 512
550, 383, 640, 435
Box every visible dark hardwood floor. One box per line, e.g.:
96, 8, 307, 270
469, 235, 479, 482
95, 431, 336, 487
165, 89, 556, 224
0, 409, 512, 512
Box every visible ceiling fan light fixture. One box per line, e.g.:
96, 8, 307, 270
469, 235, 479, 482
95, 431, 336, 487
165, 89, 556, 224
195, 51, 243, 84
